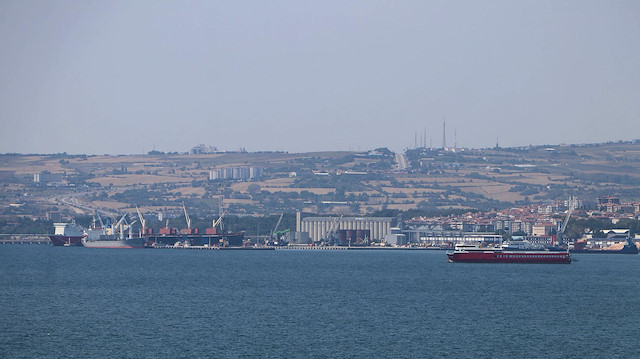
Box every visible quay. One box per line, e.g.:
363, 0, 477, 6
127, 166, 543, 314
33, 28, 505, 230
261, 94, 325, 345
0, 234, 50, 245
0, 240, 50, 245
273, 246, 437, 250
150, 245, 436, 251
151, 245, 275, 250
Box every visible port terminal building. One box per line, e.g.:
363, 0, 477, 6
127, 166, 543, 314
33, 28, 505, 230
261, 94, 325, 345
295, 215, 504, 247
400, 227, 503, 247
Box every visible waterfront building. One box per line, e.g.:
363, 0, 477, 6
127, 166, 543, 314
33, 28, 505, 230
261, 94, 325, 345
297, 215, 393, 243
400, 226, 502, 247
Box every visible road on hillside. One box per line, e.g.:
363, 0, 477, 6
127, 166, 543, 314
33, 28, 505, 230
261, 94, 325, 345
395, 152, 408, 171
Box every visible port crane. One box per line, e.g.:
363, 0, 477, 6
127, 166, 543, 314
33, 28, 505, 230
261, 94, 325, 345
212, 211, 226, 232
113, 213, 134, 239
273, 228, 290, 237
94, 209, 106, 229
135, 205, 146, 236
270, 213, 286, 245
182, 202, 193, 234
114, 214, 127, 232
322, 215, 343, 245
271, 213, 284, 235
557, 196, 578, 246
122, 219, 137, 239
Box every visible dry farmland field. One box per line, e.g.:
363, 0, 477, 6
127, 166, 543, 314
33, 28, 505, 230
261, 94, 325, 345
2, 141, 640, 220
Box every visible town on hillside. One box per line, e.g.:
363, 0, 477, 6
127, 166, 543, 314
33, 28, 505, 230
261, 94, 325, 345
1, 141, 639, 247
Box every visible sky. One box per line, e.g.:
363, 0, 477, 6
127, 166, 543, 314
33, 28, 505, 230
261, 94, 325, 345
1, 0, 639, 155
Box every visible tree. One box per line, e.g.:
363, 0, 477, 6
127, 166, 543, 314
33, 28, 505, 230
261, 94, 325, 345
374, 147, 393, 156
247, 184, 261, 195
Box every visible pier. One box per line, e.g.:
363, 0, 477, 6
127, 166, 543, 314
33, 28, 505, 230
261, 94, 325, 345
273, 245, 435, 250
149, 245, 434, 251
0, 234, 50, 245
151, 245, 275, 250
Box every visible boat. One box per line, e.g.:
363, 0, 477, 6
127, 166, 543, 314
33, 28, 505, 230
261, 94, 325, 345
502, 239, 567, 252
500, 240, 545, 251
82, 237, 146, 248
48, 222, 85, 246
571, 237, 638, 254
83, 227, 146, 248
447, 244, 571, 264
82, 215, 145, 248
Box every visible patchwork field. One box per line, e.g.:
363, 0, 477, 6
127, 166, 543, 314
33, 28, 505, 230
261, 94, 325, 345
2, 141, 640, 218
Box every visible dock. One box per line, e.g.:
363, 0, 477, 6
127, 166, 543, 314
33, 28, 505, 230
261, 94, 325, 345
150, 245, 275, 250
273, 246, 437, 250
0, 234, 50, 245
149, 245, 436, 251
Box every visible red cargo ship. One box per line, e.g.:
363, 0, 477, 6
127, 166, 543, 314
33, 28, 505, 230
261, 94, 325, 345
447, 245, 571, 264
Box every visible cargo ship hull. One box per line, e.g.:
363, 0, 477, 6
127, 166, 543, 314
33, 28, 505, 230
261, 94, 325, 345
570, 247, 638, 254
447, 249, 571, 264
49, 235, 84, 247
49, 222, 85, 246
571, 239, 638, 254
82, 238, 146, 248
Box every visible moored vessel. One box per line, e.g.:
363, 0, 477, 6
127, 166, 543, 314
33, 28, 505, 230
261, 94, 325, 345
82, 215, 145, 248
49, 222, 85, 246
447, 244, 571, 264
82, 237, 146, 248
570, 234, 638, 254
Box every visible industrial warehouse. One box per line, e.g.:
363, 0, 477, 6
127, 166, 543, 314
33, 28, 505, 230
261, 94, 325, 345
296, 214, 393, 245
293, 213, 503, 248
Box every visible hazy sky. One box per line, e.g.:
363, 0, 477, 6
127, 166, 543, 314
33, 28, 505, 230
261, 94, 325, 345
1, 1, 639, 154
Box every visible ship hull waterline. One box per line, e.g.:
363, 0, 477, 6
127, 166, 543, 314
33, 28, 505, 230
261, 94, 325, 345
49, 235, 84, 247
447, 251, 571, 264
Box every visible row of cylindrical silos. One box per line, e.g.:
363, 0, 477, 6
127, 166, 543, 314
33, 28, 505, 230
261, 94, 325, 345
297, 215, 393, 243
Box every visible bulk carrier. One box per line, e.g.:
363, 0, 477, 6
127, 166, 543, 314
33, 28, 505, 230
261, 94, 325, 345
571, 237, 638, 254
82, 214, 146, 248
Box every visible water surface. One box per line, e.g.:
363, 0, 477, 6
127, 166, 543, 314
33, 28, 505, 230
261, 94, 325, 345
1, 246, 638, 358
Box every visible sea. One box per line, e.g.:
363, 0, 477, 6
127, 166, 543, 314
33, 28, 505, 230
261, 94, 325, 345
1, 245, 639, 359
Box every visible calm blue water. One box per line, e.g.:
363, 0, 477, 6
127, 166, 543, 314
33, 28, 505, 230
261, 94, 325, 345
1, 246, 639, 358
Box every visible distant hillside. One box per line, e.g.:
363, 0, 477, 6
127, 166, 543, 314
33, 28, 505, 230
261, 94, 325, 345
1, 141, 639, 223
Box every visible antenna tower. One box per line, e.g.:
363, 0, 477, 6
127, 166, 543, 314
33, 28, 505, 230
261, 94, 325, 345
454, 129, 457, 149
423, 128, 427, 148
442, 120, 446, 149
